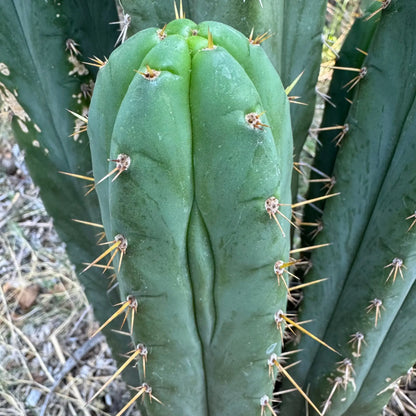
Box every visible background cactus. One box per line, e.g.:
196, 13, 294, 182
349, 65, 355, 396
0, 0, 415, 415
282, 1, 416, 414
0, 0, 138, 384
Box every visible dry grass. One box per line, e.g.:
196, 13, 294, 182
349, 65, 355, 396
0, 112, 138, 415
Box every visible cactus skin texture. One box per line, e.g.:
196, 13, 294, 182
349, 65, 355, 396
0, 0, 138, 384
281, 1, 416, 414
88, 18, 292, 415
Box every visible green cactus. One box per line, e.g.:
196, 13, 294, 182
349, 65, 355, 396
281, 1, 416, 414
87, 18, 293, 415
301, 1, 380, 247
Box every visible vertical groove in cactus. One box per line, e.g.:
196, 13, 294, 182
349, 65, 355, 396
281, 1, 416, 414
0, 0, 138, 384
88, 18, 292, 415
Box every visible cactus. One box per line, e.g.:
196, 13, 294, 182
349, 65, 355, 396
87, 18, 292, 415
1, 0, 416, 415
301, 1, 380, 247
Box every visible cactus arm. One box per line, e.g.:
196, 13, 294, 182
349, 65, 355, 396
0, 0, 139, 384
281, 1, 416, 414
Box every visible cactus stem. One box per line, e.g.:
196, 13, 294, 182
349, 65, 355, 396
275, 310, 339, 354
291, 192, 340, 209
348, 332, 367, 358
72, 219, 104, 228
246, 112, 269, 129
116, 383, 163, 416
321, 376, 343, 415
384, 258, 406, 283
365, 0, 391, 21
85, 56, 108, 68
406, 210, 416, 231
248, 29, 272, 45
274, 359, 323, 416
260, 394, 278, 416
290, 243, 331, 254
174, 0, 185, 20
288, 278, 328, 292
88, 341, 145, 403
366, 298, 385, 328
265, 196, 297, 237
90, 295, 136, 339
